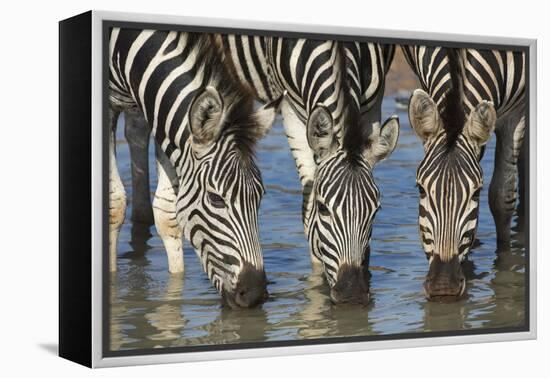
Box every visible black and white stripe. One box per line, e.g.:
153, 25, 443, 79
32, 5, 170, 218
344, 42, 395, 121
223, 36, 395, 137
403, 46, 525, 117
416, 133, 483, 262
222, 35, 398, 303
223, 36, 349, 134
403, 45, 525, 297
109, 28, 279, 307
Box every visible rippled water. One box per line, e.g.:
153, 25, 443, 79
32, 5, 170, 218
109, 96, 526, 352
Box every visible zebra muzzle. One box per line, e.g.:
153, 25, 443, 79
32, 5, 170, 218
223, 264, 268, 309
329, 264, 370, 306
423, 255, 466, 300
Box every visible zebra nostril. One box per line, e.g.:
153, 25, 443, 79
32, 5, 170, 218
330, 264, 370, 305
234, 286, 267, 308
425, 255, 466, 299
232, 264, 268, 308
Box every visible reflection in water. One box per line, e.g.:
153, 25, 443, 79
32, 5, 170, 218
109, 273, 124, 351
110, 255, 158, 350
296, 274, 333, 339
295, 272, 374, 339
145, 273, 187, 342
420, 227, 526, 332
109, 96, 526, 351
488, 232, 526, 329
177, 307, 269, 346
421, 296, 470, 332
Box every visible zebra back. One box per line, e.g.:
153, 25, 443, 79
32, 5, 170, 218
221, 35, 395, 134
401, 45, 525, 118
344, 42, 395, 117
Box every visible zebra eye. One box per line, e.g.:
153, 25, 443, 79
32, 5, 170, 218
417, 184, 426, 196
207, 192, 226, 208
317, 201, 330, 216
472, 188, 482, 201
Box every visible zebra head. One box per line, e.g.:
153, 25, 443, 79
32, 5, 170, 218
409, 89, 497, 300
177, 86, 281, 308
306, 105, 400, 305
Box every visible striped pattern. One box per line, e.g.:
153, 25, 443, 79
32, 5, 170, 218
461, 49, 525, 118
223, 35, 348, 133
109, 28, 268, 296
417, 133, 482, 262
223, 36, 395, 135
402, 45, 525, 117
308, 154, 379, 285
344, 42, 395, 117
222, 35, 395, 291
401, 46, 452, 112
402, 45, 525, 262
175, 135, 265, 292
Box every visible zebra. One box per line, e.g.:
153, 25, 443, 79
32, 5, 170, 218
402, 45, 525, 299
219, 35, 399, 304
108, 28, 281, 308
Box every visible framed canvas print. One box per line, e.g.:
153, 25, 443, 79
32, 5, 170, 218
59, 10, 537, 368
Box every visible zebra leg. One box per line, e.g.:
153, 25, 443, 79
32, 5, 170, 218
124, 107, 154, 225
489, 113, 525, 252
516, 139, 527, 238
109, 107, 126, 272
280, 100, 322, 268
153, 144, 184, 273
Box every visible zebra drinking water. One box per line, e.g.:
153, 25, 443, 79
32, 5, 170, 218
219, 35, 399, 304
109, 28, 281, 307
402, 45, 525, 299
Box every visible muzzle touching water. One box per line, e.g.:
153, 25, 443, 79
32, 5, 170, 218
330, 264, 370, 305
223, 263, 268, 309
424, 255, 466, 300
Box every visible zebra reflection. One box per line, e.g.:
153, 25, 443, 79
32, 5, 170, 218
145, 273, 187, 344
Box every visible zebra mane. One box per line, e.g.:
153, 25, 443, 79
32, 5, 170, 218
198, 34, 263, 163
440, 48, 466, 148
221, 94, 265, 162
339, 44, 367, 166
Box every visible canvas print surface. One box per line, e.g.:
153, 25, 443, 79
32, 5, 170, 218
106, 24, 528, 354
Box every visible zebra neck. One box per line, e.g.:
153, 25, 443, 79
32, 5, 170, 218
110, 30, 216, 169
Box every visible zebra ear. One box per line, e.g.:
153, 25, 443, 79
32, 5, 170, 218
307, 105, 337, 162
409, 89, 440, 143
464, 100, 496, 148
252, 95, 283, 139
364, 116, 400, 166
189, 86, 225, 148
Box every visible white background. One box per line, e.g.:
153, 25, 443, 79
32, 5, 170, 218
0, 0, 546, 376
